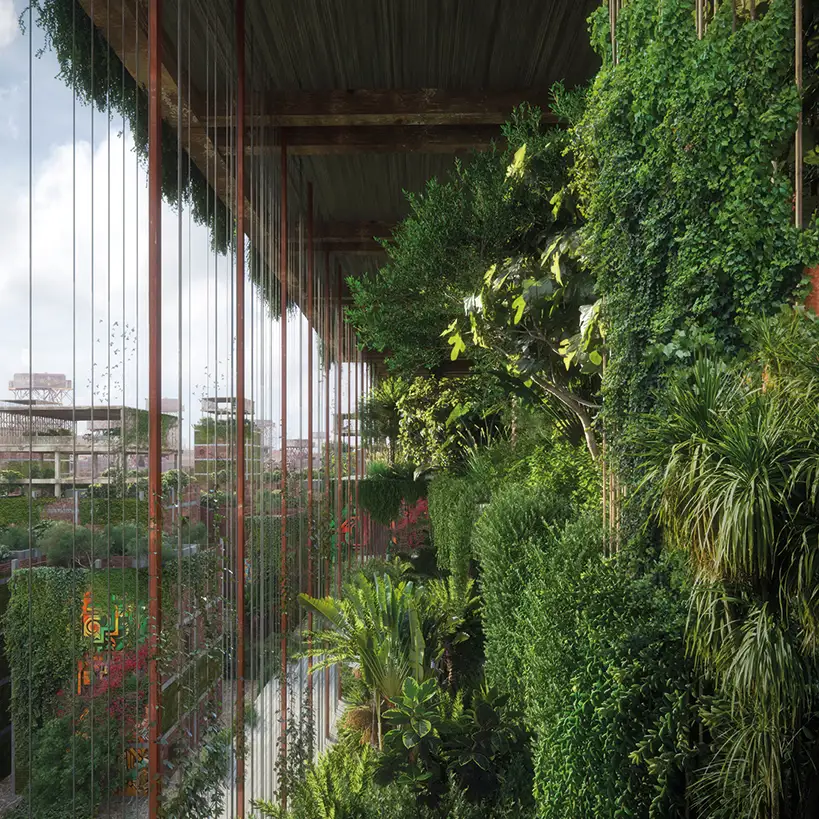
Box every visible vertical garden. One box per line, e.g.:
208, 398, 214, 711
261, 2, 819, 818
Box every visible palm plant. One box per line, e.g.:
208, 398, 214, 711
300, 572, 426, 747
421, 576, 480, 690
638, 310, 819, 818
359, 378, 408, 464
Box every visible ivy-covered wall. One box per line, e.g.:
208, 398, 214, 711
576, 0, 819, 446
0, 498, 52, 527
78, 498, 148, 526
5, 551, 222, 796
4, 567, 86, 791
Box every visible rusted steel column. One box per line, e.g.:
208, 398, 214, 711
335, 265, 343, 597
796, 0, 804, 230
147, 0, 163, 815
306, 183, 315, 706
354, 343, 359, 560
323, 252, 331, 740
335, 265, 344, 701
279, 135, 289, 809
346, 326, 352, 564
235, 0, 247, 812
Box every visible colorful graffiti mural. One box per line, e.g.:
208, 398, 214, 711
123, 744, 149, 796
78, 588, 150, 795
81, 589, 147, 651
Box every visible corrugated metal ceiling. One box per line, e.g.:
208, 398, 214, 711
165, 0, 600, 273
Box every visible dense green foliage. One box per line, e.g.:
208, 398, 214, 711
359, 463, 427, 526
359, 378, 408, 464
4, 567, 86, 792
78, 497, 148, 526
638, 310, 819, 817
0, 497, 50, 527
576, 0, 819, 446
395, 376, 503, 470
377, 677, 532, 812
161, 726, 233, 819
5, 552, 221, 809
524, 524, 697, 818
427, 475, 480, 585
22, 2, 819, 816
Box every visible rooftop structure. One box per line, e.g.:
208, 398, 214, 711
8, 372, 72, 404
0, 403, 179, 497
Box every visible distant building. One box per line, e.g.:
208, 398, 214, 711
193, 396, 261, 482
8, 372, 72, 404
0, 401, 179, 497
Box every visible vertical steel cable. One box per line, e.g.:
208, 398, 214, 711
235, 2, 247, 813
306, 185, 315, 711
89, 0, 97, 797
147, 0, 164, 813
175, 0, 185, 802
335, 265, 343, 706
103, 3, 113, 813
25, 0, 33, 811
133, 0, 143, 810
797, 0, 804, 229
119, 0, 129, 805
279, 135, 289, 810
70, 1, 78, 812
323, 252, 331, 742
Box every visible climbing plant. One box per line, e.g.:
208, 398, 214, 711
575, 0, 819, 455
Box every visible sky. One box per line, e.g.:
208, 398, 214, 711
0, 0, 352, 451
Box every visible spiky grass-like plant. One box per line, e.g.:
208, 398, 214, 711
639, 309, 819, 817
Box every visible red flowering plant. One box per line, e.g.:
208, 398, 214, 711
56, 643, 151, 745
391, 498, 431, 552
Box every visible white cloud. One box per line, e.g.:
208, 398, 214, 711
0, 0, 17, 50
0, 123, 348, 451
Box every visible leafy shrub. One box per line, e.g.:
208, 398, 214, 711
160, 726, 232, 819
472, 483, 571, 706
0, 525, 33, 553
252, 735, 417, 819
377, 677, 533, 812
527, 523, 697, 818
427, 474, 481, 585
7, 703, 124, 819
39, 522, 95, 567
396, 376, 503, 470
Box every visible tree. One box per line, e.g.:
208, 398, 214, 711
40, 522, 95, 568
162, 468, 191, 499
443, 212, 603, 458
350, 104, 604, 459
359, 378, 408, 464
0, 469, 24, 496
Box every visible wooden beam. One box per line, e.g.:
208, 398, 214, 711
319, 240, 387, 255
206, 88, 558, 127
217, 124, 505, 155
316, 220, 394, 242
